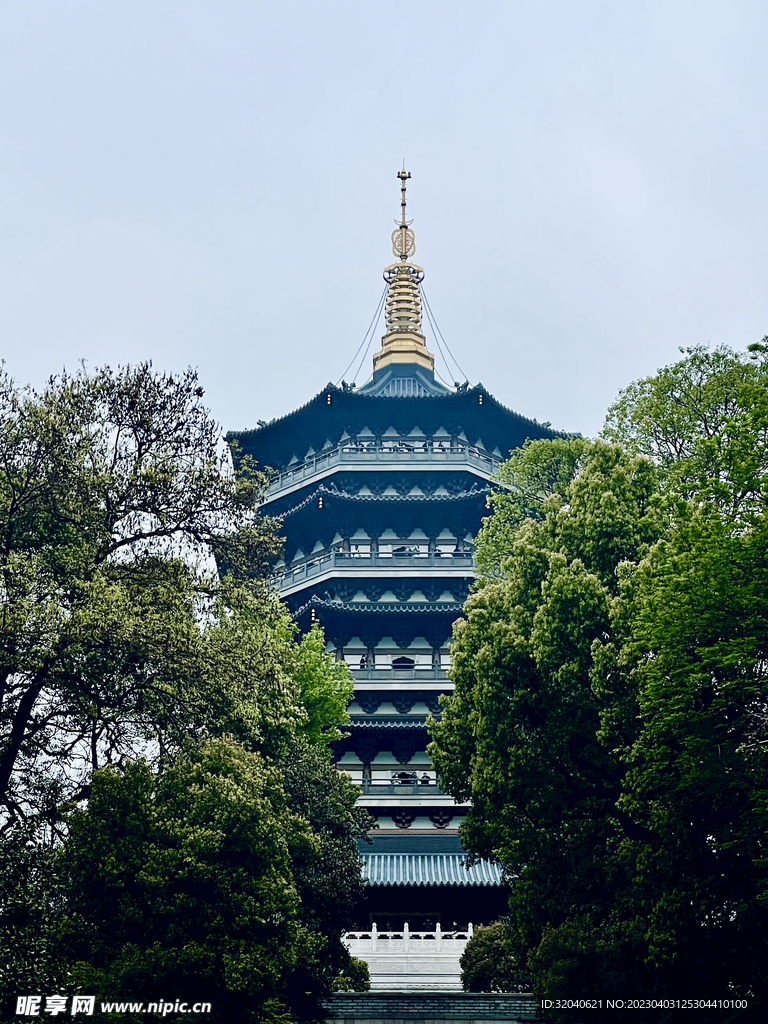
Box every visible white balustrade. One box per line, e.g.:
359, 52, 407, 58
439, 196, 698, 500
343, 922, 474, 990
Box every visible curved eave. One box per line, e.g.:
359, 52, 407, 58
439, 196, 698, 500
228, 382, 569, 475
294, 596, 463, 617
278, 483, 489, 520
347, 717, 428, 730
293, 596, 464, 635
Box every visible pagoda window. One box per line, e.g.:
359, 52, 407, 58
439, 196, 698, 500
336, 752, 363, 785
373, 637, 400, 668
350, 529, 371, 557
343, 637, 367, 667
407, 637, 434, 670
392, 656, 415, 670
377, 528, 397, 557
435, 530, 458, 556
439, 647, 452, 670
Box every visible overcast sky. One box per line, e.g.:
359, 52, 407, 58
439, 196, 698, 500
1, 1, 767, 438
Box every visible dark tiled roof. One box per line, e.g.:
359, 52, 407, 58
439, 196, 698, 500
362, 853, 502, 886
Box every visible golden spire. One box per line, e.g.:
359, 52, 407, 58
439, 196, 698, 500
372, 166, 436, 376
392, 168, 416, 261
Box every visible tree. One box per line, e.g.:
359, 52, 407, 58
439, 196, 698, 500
0, 363, 367, 1021
55, 739, 369, 1024
55, 741, 307, 1023
430, 345, 768, 1020
431, 439, 661, 1013
0, 363, 279, 825
460, 922, 528, 993
277, 739, 371, 1012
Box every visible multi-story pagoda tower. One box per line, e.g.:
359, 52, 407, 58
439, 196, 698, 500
229, 170, 564, 988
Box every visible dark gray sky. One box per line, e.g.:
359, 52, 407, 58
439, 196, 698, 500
1, 1, 766, 438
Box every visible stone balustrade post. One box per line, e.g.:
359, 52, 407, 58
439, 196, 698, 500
436, 920, 442, 951
403, 920, 409, 953
371, 921, 377, 952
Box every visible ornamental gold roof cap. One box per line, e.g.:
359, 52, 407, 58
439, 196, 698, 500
372, 166, 435, 376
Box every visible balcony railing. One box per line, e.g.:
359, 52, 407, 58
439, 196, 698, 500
350, 667, 449, 680
345, 922, 473, 953
358, 780, 444, 796
267, 444, 500, 497
272, 550, 475, 591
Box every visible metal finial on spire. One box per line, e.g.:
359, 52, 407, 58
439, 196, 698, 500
392, 167, 416, 261
373, 165, 433, 376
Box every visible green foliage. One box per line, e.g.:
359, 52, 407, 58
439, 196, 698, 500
460, 922, 528, 993
0, 825, 65, 1014
277, 741, 370, 1011
0, 364, 367, 1022
56, 741, 305, 1022
291, 625, 353, 748
475, 436, 592, 581
0, 363, 282, 824
431, 344, 768, 1021
53, 739, 369, 1023
332, 958, 370, 992
604, 341, 768, 519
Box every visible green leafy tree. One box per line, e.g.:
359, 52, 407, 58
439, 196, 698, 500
332, 958, 370, 993
460, 922, 528, 993
291, 625, 353, 748
56, 741, 307, 1023
55, 739, 369, 1024
0, 363, 279, 824
277, 740, 370, 1013
0, 364, 366, 1022
431, 345, 768, 1021
431, 439, 660, 1013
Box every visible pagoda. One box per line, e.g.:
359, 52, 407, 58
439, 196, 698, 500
229, 170, 564, 988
